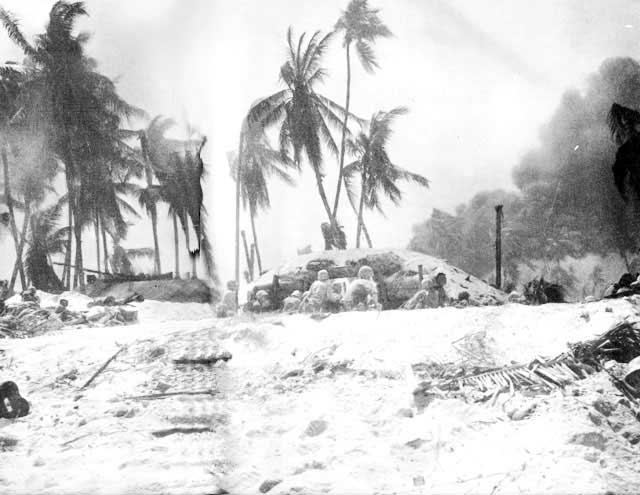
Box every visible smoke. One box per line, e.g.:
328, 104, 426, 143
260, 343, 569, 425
410, 57, 640, 280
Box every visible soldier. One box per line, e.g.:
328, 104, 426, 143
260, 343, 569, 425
216, 281, 238, 318
282, 290, 303, 313
345, 266, 380, 311
403, 272, 449, 309
301, 270, 333, 312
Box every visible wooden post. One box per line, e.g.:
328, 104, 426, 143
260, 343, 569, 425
241, 230, 253, 281
418, 264, 423, 285
495, 205, 503, 290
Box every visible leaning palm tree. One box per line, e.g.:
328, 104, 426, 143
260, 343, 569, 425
247, 27, 359, 224
344, 107, 429, 246
332, 0, 391, 223
232, 119, 295, 274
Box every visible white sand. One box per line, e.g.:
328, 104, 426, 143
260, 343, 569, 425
1, 297, 640, 494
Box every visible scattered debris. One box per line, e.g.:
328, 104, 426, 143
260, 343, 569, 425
259, 479, 283, 493
80, 345, 126, 390
120, 390, 217, 401
304, 419, 328, 437
151, 427, 214, 438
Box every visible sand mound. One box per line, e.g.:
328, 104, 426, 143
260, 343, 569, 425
250, 248, 506, 307
87, 278, 216, 303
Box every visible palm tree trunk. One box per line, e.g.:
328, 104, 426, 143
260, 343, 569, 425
312, 167, 336, 225
10, 203, 30, 291
94, 212, 101, 273
234, 156, 241, 290
150, 205, 161, 275
184, 225, 197, 279
241, 230, 253, 280
172, 211, 180, 279
249, 209, 263, 274
332, 42, 352, 221
64, 181, 73, 290
2, 146, 26, 291
356, 169, 366, 248
347, 188, 373, 248
101, 215, 109, 274
73, 204, 84, 290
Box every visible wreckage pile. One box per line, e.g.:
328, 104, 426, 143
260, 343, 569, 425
0, 304, 63, 339
0, 292, 144, 339
414, 318, 640, 412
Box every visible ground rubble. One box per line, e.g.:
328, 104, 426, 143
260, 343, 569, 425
2, 298, 640, 493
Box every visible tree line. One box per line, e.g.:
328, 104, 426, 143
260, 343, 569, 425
0, 1, 213, 294
231, 0, 430, 282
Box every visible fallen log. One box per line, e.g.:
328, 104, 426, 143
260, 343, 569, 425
80, 345, 125, 390
151, 427, 214, 438
120, 390, 217, 401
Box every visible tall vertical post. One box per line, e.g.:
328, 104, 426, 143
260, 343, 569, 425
234, 154, 241, 305
495, 205, 503, 290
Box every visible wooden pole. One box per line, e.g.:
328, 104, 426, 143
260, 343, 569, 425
418, 264, 423, 285
495, 205, 503, 290
234, 155, 241, 305
241, 230, 253, 281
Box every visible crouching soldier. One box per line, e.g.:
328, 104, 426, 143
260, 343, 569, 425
250, 289, 272, 312
344, 266, 381, 311
282, 290, 302, 313
216, 281, 238, 318
403, 272, 449, 309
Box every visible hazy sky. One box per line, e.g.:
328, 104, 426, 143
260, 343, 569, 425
0, 0, 639, 285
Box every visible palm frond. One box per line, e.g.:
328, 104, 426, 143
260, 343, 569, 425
0, 8, 37, 58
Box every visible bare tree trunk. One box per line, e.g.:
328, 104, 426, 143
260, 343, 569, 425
332, 42, 352, 221
234, 156, 241, 291
10, 203, 30, 291
173, 212, 180, 279
101, 213, 109, 274
64, 181, 73, 290
73, 206, 84, 290
249, 209, 263, 274
241, 230, 253, 281
346, 187, 372, 248
150, 204, 161, 275
94, 212, 101, 274
356, 169, 366, 248
312, 167, 337, 227
2, 146, 26, 291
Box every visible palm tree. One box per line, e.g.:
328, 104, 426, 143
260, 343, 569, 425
332, 0, 391, 223
138, 116, 178, 275
231, 119, 295, 275
343, 107, 429, 246
247, 27, 358, 225
0, 2, 141, 290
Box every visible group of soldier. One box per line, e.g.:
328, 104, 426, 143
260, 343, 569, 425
216, 265, 460, 318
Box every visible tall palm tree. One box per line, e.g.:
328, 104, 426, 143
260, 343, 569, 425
138, 116, 177, 274
247, 27, 358, 224
0, 62, 27, 289
231, 119, 295, 275
0, 2, 141, 290
344, 107, 429, 246
332, 0, 391, 223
